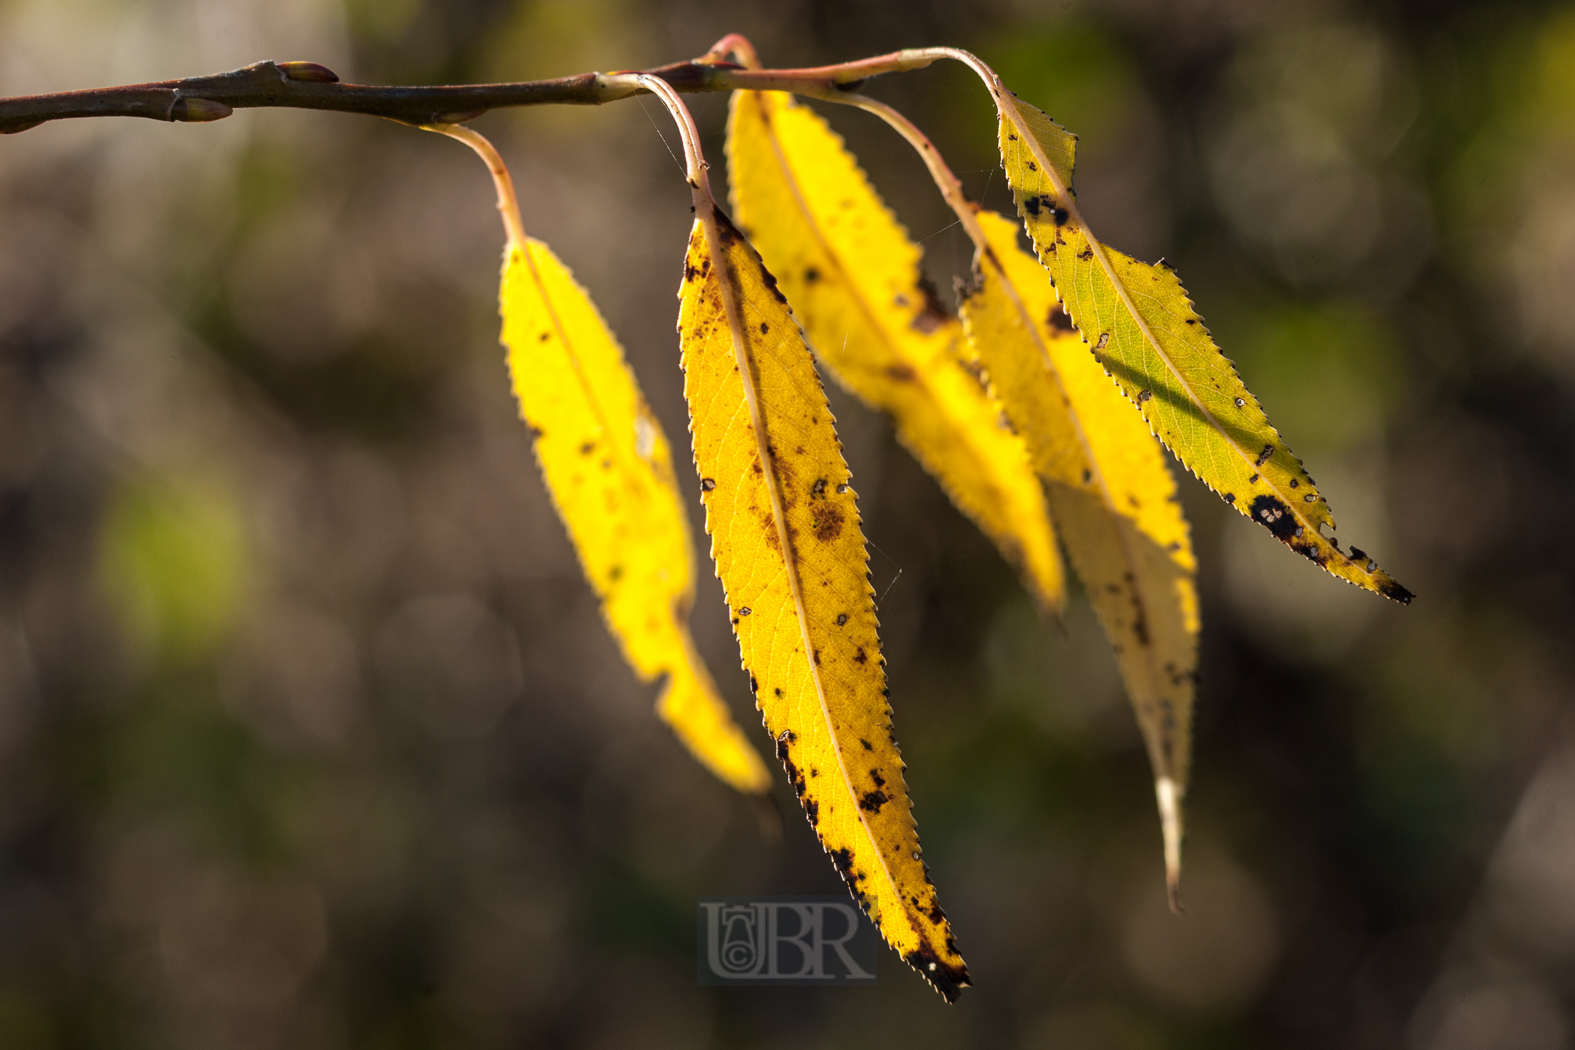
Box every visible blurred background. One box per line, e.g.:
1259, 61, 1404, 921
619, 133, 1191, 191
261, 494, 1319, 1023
0, 0, 1572, 1046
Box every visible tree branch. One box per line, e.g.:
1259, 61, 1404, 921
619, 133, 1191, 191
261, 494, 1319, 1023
0, 50, 943, 135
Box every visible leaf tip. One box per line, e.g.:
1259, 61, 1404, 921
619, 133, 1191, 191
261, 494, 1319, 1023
1378, 577, 1415, 605
903, 945, 971, 1003
1157, 775, 1185, 915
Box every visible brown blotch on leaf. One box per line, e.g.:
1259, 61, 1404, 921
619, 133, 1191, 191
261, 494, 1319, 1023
859, 790, 889, 813
812, 505, 845, 542
830, 847, 855, 875
886, 363, 918, 382
910, 273, 951, 334
1048, 305, 1075, 332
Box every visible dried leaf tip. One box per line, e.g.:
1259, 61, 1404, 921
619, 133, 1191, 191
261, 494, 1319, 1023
1157, 776, 1184, 914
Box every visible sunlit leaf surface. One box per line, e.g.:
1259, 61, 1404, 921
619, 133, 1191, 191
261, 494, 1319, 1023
679, 208, 968, 1000
500, 237, 770, 793
727, 89, 1064, 614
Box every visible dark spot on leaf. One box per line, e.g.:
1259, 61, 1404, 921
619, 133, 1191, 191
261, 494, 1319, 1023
812, 478, 828, 498
1255, 444, 1274, 467
759, 322, 769, 334
774, 687, 782, 697
860, 739, 873, 751
1289, 478, 1299, 488
579, 441, 595, 455
1223, 493, 1235, 504
608, 565, 623, 581
853, 648, 867, 664
805, 798, 819, 824
1054, 207, 1069, 225
700, 478, 716, 491
1137, 389, 1152, 404
870, 769, 885, 788
1076, 246, 1093, 261
813, 505, 845, 542
835, 614, 848, 626
804, 267, 819, 283
1048, 305, 1075, 332
910, 273, 951, 333
886, 363, 917, 382
1250, 494, 1297, 541
859, 790, 889, 813
830, 847, 855, 875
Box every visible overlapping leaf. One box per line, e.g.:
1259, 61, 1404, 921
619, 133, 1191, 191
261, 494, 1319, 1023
678, 207, 968, 1000
726, 90, 1064, 614
960, 209, 1199, 899
500, 237, 770, 793
992, 87, 1411, 603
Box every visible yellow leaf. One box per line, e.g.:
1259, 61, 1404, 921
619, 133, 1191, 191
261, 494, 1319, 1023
994, 90, 1412, 604
726, 90, 1065, 614
679, 208, 969, 1001
960, 209, 1199, 903
501, 237, 770, 794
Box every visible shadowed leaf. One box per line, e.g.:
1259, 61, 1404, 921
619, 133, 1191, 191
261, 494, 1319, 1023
961, 209, 1198, 903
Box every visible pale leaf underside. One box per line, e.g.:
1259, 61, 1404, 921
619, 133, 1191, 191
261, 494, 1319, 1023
961, 209, 1198, 899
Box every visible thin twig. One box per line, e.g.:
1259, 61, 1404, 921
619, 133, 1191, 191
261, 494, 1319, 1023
0, 51, 944, 135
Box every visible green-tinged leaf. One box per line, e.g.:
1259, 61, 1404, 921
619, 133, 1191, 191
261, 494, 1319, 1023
727, 89, 1065, 614
993, 87, 1412, 603
961, 209, 1198, 902
679, 207, 969, 1001
501, 237, 771, 794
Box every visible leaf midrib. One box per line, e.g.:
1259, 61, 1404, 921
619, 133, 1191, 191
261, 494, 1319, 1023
697, 220, 912, 942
